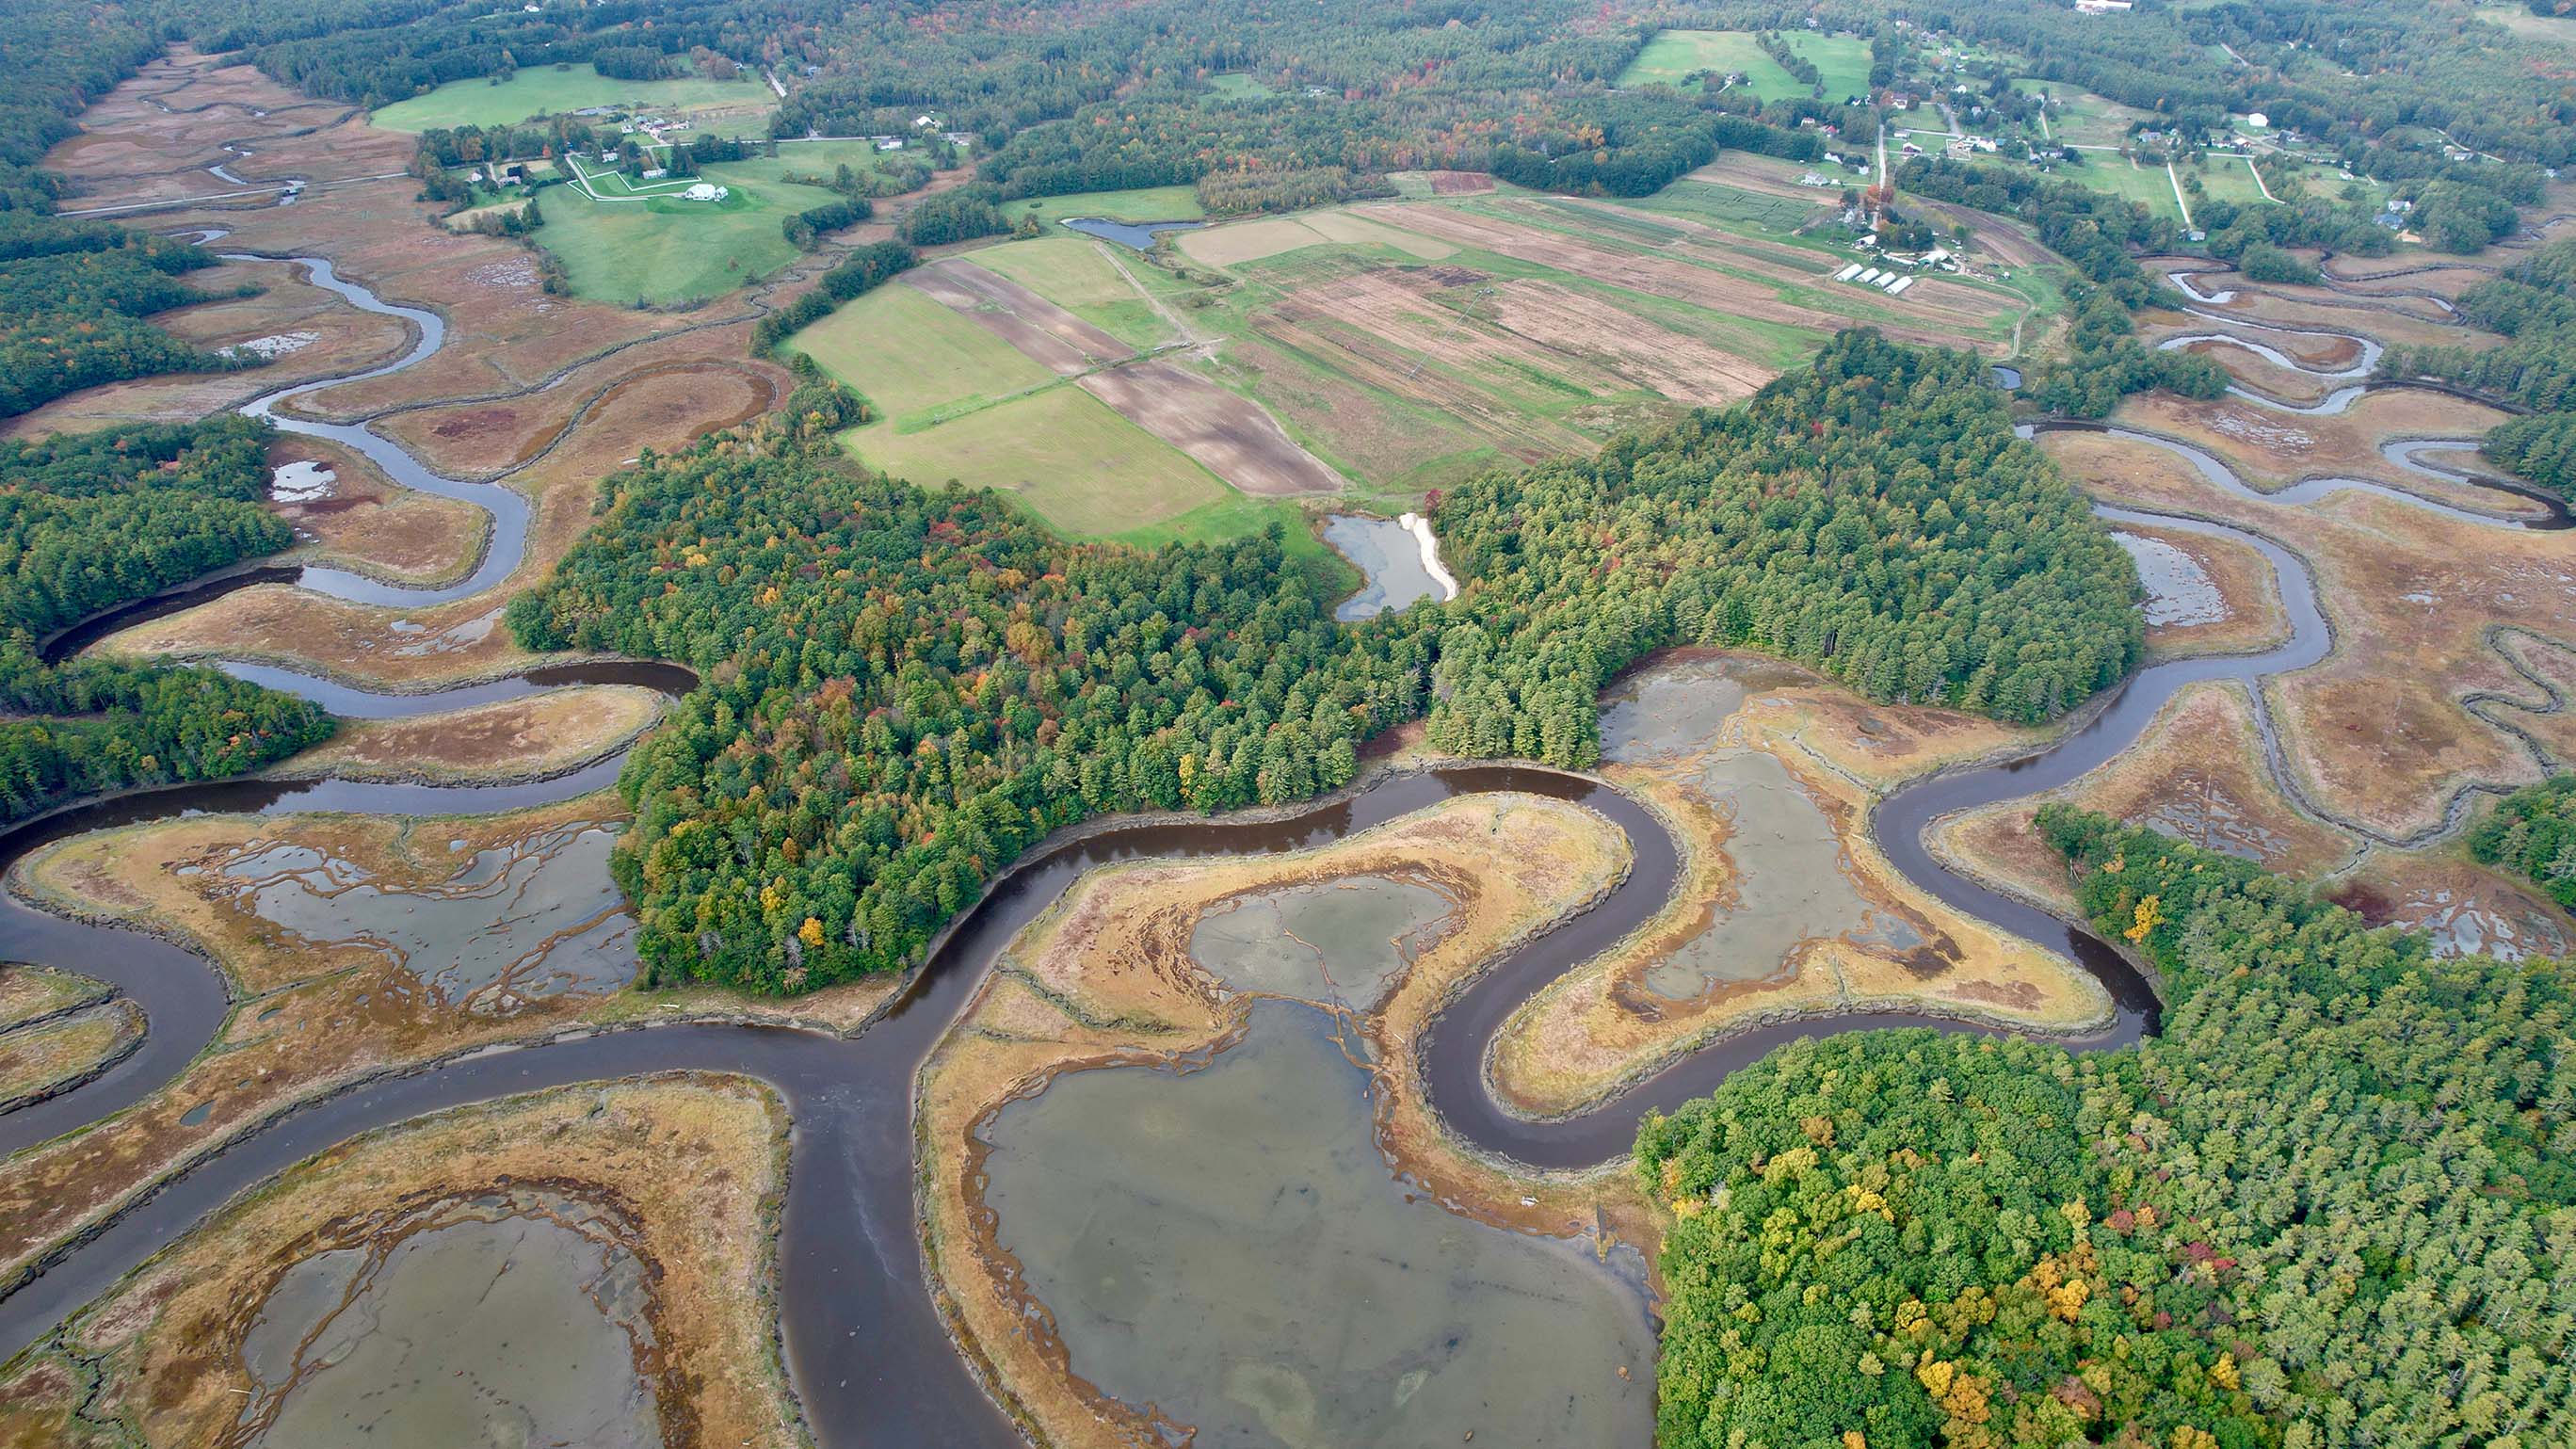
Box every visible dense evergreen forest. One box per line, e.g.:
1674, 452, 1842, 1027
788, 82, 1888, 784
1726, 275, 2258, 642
2470, 774, 2576, 911
1638, 808, 2573, 1449
506, 332, 2139, 992
0, 416, 334, 822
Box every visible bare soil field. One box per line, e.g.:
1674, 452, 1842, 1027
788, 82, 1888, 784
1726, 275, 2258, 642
1181, 211, 1457, 267
917, 792, 1654, 1449
1485, 653, 2111, 1119
278, 684, 666, 783
269, 434, 486, 587
1252, 292, 1596, 463
1076, 359, 1346, 496
0, 1076, 800, 1449
903, 257, 1134, 375
2043, 427, 2576, 840
1372, 201, 2018, 352
1218, 335, 1489, 485
1684, 153, 1836, 201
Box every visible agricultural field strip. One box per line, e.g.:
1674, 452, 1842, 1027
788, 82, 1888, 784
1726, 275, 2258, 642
894, 258, 1342, 495
1370, 200, 2021, 349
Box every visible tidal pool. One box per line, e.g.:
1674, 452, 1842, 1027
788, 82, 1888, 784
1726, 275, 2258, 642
1323, 514, 1446, 621
1599, 657, 1920, 997
181, 822, 636, 1008
1187, 874, 1455, 1008
979, 1001, 1656, 1447
2114, 531, 2229, 628
235, 1187, 661, 1447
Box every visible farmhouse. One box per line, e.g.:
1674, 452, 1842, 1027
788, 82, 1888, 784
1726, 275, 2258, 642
683, 182, 730, 201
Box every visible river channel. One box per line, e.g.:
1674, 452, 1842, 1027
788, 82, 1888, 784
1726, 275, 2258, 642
0, 250, 2555, 1443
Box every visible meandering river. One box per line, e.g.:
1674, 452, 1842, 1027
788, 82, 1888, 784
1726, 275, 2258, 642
0, 252, 2553, 1442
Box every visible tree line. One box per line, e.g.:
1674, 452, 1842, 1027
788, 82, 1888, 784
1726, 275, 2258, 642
0, 414, 335, 822
505, 330, 2145, 994
2385, 235, 2576, 489
1637, 804, 2573, 1449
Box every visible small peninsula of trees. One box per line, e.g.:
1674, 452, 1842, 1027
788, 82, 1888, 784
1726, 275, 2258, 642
507, 331, 2142, 993
1639, 806, 2573, 1449
2469, 773, 2576, 911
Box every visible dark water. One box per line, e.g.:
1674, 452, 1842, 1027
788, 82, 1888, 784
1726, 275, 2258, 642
1055, 217, 1206, 250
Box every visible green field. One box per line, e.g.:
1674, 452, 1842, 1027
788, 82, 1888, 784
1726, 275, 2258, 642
2011, 79, 2151, 148
969, 237, 1182, 350
525, 155, 855, 306
782, 174, 2059, 543
845, 387, 1227, 536
1634, 178, 1836, 235
1618, 30, 1874, 103
788, 283, 1056, 422
1202, 73, 1277, 101
369, 63, 773, 133
1003, 185, 1209, 227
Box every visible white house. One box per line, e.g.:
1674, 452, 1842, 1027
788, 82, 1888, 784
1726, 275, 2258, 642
2246, 112, 2269, 129
913, 115, 940, 129
683, 182, 728, 201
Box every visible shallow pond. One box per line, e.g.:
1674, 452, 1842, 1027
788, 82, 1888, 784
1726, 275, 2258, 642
1056, 216, 1206, 250
1323, 514, 1448, 621
1187, 874, 1455, 1008
979, 1000, 1656, 1447
237, 1187, 660, 1448
1599, 657, 1918, 997
182, 822, 636, 1007
2114, 531, 2229, 628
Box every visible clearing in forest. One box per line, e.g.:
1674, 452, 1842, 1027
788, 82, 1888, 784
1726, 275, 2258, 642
367, 63, 773, 134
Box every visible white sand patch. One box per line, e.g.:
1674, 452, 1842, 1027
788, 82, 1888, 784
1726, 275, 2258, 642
231, 330, 319, 360
269, 460, 337, 503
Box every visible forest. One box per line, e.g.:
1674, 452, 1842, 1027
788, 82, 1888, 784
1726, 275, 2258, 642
1895, 159, 2227, 418
2469, 774, 2576, 911
506, 332, 2143, 992
0, 415, 336, 822
1637, 807, 2572, 1449
2385, 236, 2576, 487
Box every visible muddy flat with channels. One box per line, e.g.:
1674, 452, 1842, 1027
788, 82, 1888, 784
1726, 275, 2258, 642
980, 999, 1656, 1448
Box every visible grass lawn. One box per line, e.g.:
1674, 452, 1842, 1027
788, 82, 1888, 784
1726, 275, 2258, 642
787, 282, 1056, 422
1633, 178, 1833, 236
845, 387, 1226, 536
1002, 185, 1209, 227
530, 157, 842, 306
1202, 73, 1277, 101
369, 64, 773, 134
1618, 30, 1874, 103
968, 237, 1181, 350
2010, 80, 2153, 148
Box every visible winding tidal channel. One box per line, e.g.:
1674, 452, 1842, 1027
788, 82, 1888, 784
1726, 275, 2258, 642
0, 255, 2559, 1443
